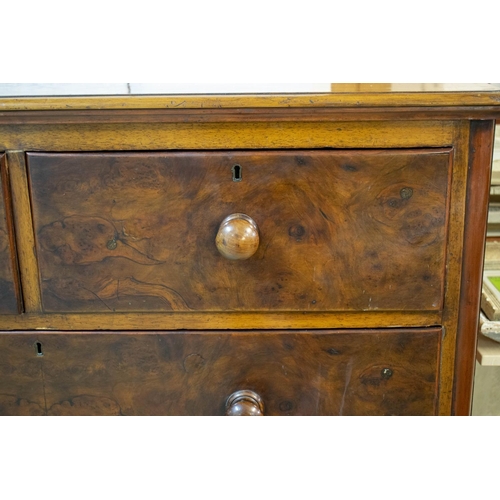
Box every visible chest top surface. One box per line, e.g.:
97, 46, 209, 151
0, 83, 500, 111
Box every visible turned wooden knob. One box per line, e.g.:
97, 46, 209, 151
215, 213, 259, 260
225, 390, 264, 416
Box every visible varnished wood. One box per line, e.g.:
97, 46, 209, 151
0, 328, 442, 416
0, 121, 456, 152
0, 87, 498, 416
0, 310, 442, 331
27, 150, 450, 313
215, 214, 260, 260
7, 152, 42, 312
0, 332, 45, 415
0, 154, 21, 314
437, 122, 471, 415
2, 107, 500, 126
452, 121, 496, 415
0, 84, 499, 111
225, 390, 264, 416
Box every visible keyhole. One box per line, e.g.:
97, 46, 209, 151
232, 164, 242, 182
34, 341, 43, 357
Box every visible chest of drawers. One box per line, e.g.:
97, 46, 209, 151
1, 84, 499, 415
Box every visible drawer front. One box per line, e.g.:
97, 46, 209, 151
0, 328, 441, 416
0, 154, 19, 314
27, 150, 450, 313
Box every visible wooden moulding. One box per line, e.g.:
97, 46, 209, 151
452, 120, 496, 416
0, 154, 22, 313
0, 121, 456, 152
435, 121, 470, 415
2, 107, 500, 125
7, 152, 42, 313
0, 311, 442, 332
0, 88, 500, 111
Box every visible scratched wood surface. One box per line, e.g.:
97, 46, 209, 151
0, 155, 19, 314
27, 150, 451, 313
1, 83, 500, 111
0, 328, 441, 416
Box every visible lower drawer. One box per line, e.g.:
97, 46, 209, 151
0, 328, 441, 415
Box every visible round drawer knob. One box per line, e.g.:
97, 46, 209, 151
215, 213, 259, 260
225, 390, 264, 416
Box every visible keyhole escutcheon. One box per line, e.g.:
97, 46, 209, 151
232, 164, 242, 182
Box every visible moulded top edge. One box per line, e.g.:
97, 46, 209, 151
1, 83, 500, 111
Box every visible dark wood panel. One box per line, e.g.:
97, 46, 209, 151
452, 120, 496, 415
0, 333, 45, 415
0, 154, 20, 314
28, 150, 451, 313
0, 328, 442, 416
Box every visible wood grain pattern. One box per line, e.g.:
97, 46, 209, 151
0, 89, 496, 417
437, 122, 471, 414
0, 85, 500, 111
0, 328, 442, 416
27, 150, 451, 313
0, 332, 45, 415
452, 120, 496, 415
7, 152, 42, 312
0, 154, 20, 314
2, 108, 500, 126
215, 214, 260, 260
0, 121, 455, 152
0, 311, 442, 331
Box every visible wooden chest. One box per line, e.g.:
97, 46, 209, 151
0, 83, 499, 415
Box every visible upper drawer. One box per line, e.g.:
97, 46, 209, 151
0, 154, 20, 314
27, 150, 451, 313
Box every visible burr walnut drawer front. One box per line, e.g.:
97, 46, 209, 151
0, 154, 19, 314
0, 328, 442, 416
27, 150, 451, 313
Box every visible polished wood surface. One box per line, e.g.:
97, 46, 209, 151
7, 152, 42, 312
436, 122, 470, 414
0, 328, 441, 416
0, 154, 20, 314
3, 108, 500, 127
0, 310, 443, 331
28, 150, 450, 313
215, 214, 260, 260
452, 120, 496, 415
0, 121, 456, 152
225, 390, 264, 416
0, 83, 499, 111
0, 88, 497, 416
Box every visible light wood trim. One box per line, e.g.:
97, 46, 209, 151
1, 91, 500, 111
7, 152, 42, 312
0, 311, 442, 331
437, 122, 470, 415
0, 121, 455, 151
